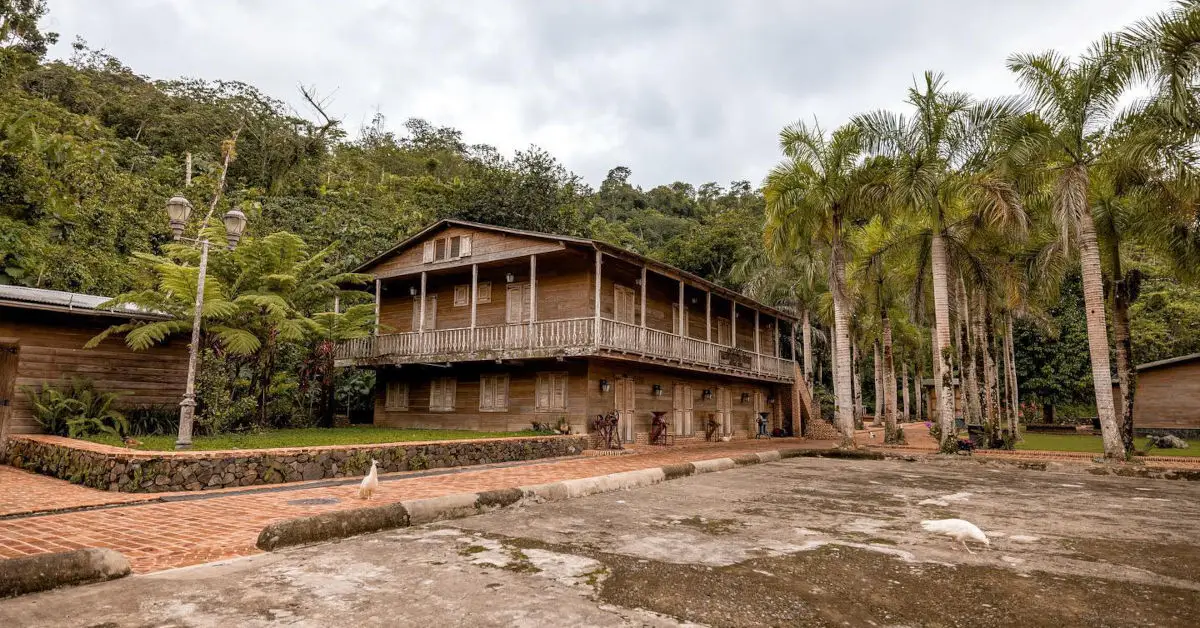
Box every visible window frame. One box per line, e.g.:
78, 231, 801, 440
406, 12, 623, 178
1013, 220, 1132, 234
535, 372, 569, 413
384, 380, 409, 411
429, 376, 457, 412
478, 373, 510, 412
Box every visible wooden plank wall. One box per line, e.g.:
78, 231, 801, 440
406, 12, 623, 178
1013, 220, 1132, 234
379, 251, 593, 332
1133, 362, 1200, 429
373, 359, 591, 433
367, 225, 565, 278
0, 308, 188, 434
585, 358, 779, 441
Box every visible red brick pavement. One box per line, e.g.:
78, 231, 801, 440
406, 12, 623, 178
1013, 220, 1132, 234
0, 438, 827, 574
0, 466, 156, 517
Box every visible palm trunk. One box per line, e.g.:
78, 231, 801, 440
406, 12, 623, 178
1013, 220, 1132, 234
852, 341, 863, 428
882, 313, 898, 441
873, 341, 883, 423
830, 241, 855, 445
958, 279, 983, 428
1067, 167, 1122, 458
981, 296, 1001, 443
1005, 312, 1021, 441
902, 363, 911, 424
931, 234, 957, 452
1107, 241, 1136, 455
802, 311, 817, 422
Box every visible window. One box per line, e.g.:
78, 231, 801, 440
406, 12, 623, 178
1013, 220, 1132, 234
412, 295, 437, 330
477, 281, 492, 304
385, 381, 409, 411
422, 235, 473, 263
479, 374, 510, 411
535, 372, 568, 412
454, 285, 469, 307
614, 285, 636, 324
430, 377, 456, 412
717, 317, 731, 345
506, 283, 531, 323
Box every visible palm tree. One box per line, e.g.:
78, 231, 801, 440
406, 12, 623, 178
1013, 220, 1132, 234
855, 73, 1024, 452
764, 121, 883, 445
1006, 38, 1138, 458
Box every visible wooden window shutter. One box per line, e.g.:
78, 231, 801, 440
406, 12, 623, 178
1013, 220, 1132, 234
412, 297, 420, 331
551, 374, 566, 410
506, 284, 525, 323
461, 235, 472, 257
477, 281, 491, 303
422, 241, 435, 263
434, 238, 447, 261
386, 381, 409, 410
430, 377, 443, 409
454, 285, 469, 307
427, 295, 437, 328
535, 373, 551, 410
496, 375, 509, 409
480, 376, 494, 410
446, 378, 456, 409
449, 236, 461, 259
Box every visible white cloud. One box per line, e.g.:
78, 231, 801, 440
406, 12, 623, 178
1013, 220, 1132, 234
45, 0, 1173, 188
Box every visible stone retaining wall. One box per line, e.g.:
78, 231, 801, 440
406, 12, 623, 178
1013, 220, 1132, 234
0, 435, 590, 493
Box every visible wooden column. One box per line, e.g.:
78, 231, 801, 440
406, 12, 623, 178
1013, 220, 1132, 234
333, 294, 340, 314
731, 301, 737, 348
593, 250, 602, 344
754, 310, 760, 354
529, 254, 537, 348
677, 280, 685, 337
419, 271, 427, 332
790, 320, 797, 362
373, 279, 381, 336
639, 266, 647, 328
470, 264, 478, 329
773, 316, 780, 357
705, 291, 711, 343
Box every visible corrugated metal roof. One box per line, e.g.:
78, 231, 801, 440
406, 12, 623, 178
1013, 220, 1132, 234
0, 285, 165, 319
1137, 352, 1200, 372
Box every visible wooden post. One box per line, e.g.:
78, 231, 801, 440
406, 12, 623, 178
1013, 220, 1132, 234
470, 264, 478, 329
333, 294, 340, 315
373, 279, 381, 336
773, 316, 780, 358
754, 310, 760, 354
731, 301, 737, 348
677, 280, 685, 337
419, 271, 427, 333
790, 320, 797, 363
529, 254, 537, 348
593, 250, 602, 345
705, 291, 712, 343
640, 265, 647, 348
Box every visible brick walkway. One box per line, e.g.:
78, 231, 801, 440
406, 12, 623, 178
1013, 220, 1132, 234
0, 438, 826, 574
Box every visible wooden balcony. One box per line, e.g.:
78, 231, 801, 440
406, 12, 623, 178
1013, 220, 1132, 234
336, 318, 795, 383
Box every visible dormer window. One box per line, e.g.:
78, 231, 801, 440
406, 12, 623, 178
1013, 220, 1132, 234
423, 234, 473, 263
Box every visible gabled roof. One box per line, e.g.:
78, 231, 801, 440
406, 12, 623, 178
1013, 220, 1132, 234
1137, 352, 1200, 372
0, 285, 167, 320
355, 219, 798, 322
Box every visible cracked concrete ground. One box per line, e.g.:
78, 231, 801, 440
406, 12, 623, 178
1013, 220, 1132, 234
2, 456, 1198, 627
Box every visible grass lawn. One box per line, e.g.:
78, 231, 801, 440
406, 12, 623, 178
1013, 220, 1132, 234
83, 426, 557, 451
1016, 432, 1200, 457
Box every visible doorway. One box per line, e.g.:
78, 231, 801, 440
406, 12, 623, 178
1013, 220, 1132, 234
673, 383, 694, 435
0, 341, 19, 443
716, 387, 733, 436
614, 377, 635, 443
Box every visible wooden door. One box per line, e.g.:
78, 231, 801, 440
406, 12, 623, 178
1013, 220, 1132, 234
717, 387, 732, 435
0, 342, 18, 443
614, 285, 636, 324
717, 318, 731, 345
614, 377, 635, 442
673, 383, 693, 435
412, 295, 437, 331
505, 283, 530, 346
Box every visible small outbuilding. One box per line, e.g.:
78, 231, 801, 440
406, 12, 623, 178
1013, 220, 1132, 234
0, 286, 188, 438
1132, 353, 1200, 439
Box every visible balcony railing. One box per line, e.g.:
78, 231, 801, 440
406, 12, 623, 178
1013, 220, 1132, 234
336, 317, 794, 381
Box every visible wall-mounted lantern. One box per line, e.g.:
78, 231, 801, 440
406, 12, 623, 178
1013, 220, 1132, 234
741, 392, 751, 403
505, 272, 516, 283
409, 286, 419, 296
767, 395, 776, 405
652, 384, 663, 397
702, 389, 713, 401
599, 379, 611, 393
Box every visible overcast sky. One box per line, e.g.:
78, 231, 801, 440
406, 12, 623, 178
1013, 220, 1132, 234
45, 0, 1171, 188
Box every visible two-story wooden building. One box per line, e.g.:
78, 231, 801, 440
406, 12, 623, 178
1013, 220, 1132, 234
335, 220, 801, 444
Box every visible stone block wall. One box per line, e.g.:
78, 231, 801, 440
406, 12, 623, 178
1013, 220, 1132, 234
1, 434, 589, 493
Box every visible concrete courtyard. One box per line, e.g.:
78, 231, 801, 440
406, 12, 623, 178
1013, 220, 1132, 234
2, 455, 1197, 627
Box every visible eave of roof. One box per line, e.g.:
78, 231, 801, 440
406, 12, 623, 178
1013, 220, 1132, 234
0, 285, 168, 320
1136, 352, 1200, 372
354, 219, 798, 322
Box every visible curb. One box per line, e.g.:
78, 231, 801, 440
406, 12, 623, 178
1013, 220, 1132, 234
0, 548, 131, 599
257, 446, 833, 551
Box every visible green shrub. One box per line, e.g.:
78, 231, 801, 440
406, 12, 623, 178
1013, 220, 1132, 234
124, 404, 177, 436
21, 378, 128, 439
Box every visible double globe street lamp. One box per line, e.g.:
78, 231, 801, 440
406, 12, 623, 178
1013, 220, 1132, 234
165, 196, 248, 449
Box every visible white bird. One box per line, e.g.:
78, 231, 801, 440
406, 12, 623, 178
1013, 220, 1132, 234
358, 459, 379, 500
920, 518, 990, 554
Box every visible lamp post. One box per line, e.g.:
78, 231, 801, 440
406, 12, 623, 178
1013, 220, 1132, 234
166, 196, 248, 450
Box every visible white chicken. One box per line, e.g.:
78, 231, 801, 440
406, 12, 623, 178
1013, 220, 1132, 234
358, 458, 379, 500
920, 518, 990, 554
